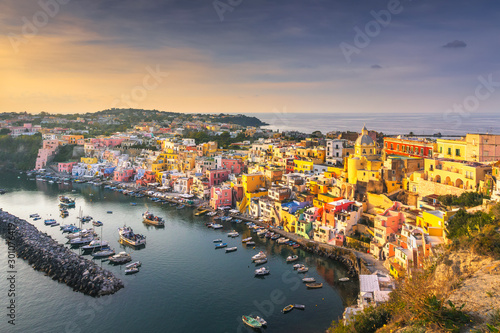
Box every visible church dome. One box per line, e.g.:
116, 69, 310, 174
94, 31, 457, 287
355, 125, 375, 146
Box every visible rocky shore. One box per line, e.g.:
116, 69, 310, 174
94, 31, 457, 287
0, 210, 124, 297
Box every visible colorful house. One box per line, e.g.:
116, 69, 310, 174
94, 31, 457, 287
210, 186, 233, 210
58, 162, 77, 174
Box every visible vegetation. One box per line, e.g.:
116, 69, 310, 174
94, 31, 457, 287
52, 144, 76, 162
0, 133, 42, 170
438, 192, 488, 208
183, 130, 250, 149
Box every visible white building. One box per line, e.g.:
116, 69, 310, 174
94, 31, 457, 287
326, 139, 345, 165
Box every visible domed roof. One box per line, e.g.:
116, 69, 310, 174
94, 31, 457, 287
355, 125, 375, 146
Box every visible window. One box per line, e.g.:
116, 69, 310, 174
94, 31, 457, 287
421, 148, 424, 155
448, 148, 452, 155
390, 143, 394, 150
456, 149, 461, 157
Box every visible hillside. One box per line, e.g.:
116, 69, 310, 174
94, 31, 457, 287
0, 134, 42, 171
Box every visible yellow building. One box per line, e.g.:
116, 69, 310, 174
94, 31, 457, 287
347, 125, 383, 185
436, 139, 467, 161
151, 151, 179, 173
81, 157, 98, 165
295, 147, 326, 164
416, 210, 455, 238
294, 159, 314, 173
424, 158, 491, 191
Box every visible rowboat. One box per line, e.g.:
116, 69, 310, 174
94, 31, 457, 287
215, 243, 227, 249
286, 255, 298, 262
246, 241, 256, 246
306, 282, 323, 289
297, 266, 309, 273
282, 304, 294, 313
126, 261, 142, 269
125, 267, 139, 275
225, 247, 237, 253
242, 315, 262, 329
242, 237, 252, 243
293, 304, 306, 310
254, 258, 267, 265
302, 277, 316, 283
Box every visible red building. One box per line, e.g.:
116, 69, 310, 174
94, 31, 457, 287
206, 169, 230, 186
383, 137, 435, 158
285, 158, 294, 174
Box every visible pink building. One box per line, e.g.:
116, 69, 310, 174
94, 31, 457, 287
221, 158, 243, 174
113, 169, 135, 182
35, 139, 60, 170
58, 162, 77, 174
206, 169, 230, 186
373, 202, 405, 244
210, 187, 233, 210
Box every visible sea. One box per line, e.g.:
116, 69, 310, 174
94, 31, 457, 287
0, 174, 358, 333
250, 112, 500, 136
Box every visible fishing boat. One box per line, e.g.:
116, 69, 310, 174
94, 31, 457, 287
227, 231, 239, 238
118, 227, 146, 247
254, 258, 267, 265
253, 316, 267, 326
69, 236, 94, 246
59, 196, 75, 208
125, 267, 139, 275
282, 304, 294, 313
306, 282, 323, 289
302, 277, 316, 283
241, 237, 252, 243
108, 252, 132, 264
214, 243, 227, 249
82, 239, 109, 252
44, 219, 57, 226
142, 211, 165, 226
251, 251, 267, 261
213, 239, 222, 243
297, 266, 309, 273
126, 261, 142, 269
286, 255, 299, 262
92, 220, 103, 227
246, 241, 256, 246
293, 304, 306, 310
339, 277, 350, 282
91, 247, 115, 258
254, 267, 270, 276
241, 315, 262, 329
225, 247, 238, 253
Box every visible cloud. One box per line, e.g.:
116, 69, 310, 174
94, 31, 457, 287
442, 40, 467, 48
371, 64, 382, 69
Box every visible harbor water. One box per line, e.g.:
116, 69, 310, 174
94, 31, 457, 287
0, 174, 358, 333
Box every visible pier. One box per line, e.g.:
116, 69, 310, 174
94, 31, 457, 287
0, 210, 124, 297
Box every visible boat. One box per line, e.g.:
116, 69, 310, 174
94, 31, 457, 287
142, 211, 165, 226
241, 315, 262, 329
130, 202, 137, 206
59, 196, 75, 207
206, 211, 217, 216
66, 228, 95, 239
107, 211, 113, 214
91, 247, 115, 258
92, 220, 103, 227
271, 235, 280, 240
211, 224, 223, 229
213, 239, 222, 243
265, 232, 274, 238
293, 304, 306, 310
126, 261, 142, 269
215, 243, 227, 249
246, 241, 256, 246
286, 255, 299, 262
227, 231, 239, 238
60, 210, 69, 218
297, 266, 309, 273
30, 213, 40, 218
339, 277, 350, 282
69, 236, 94, 246
82, 240, 109, 252
306, 282, 323, 289
80, 216, 93, 223
225, 247, 238, 253
254, 258, 267, 265
108, 252, 132, 264
194, 209, 208, 216
241, 237, 252, 243
277, 238, 289, 244
33, 217, 41, 221
302, 277, 316, 283
251, 251, 267, 261
253, 316, 267, 326
118, 227, 146, 247
44, 219, 57, 226
293, 264, 302, 270
282, 304, 294, 313
292, 244, 300, 249
125, 267, 139, 275
254, 267, 270, 276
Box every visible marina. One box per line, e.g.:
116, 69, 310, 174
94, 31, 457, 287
0, 174, 358, 333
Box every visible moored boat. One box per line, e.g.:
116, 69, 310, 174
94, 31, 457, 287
302, 277, 316, 283
246, 241, 256, 246
286, 255, 299, 262
253, 316, 267, 326
92, 220, 103, 227
118, 226, 146, 247
225, 247, 238, 253
211, 224, 223, 229
339, 277, 350, 282
297, 266, 309, 273
282, 304, 294, 313
294, 304, 306, 310
241, 237, 252, 243
293, 263, 302, 270
306, 282, 323, 289
91, 247, 115, 258
227, 231, 239, 238
125, 267, 139, 275
44, 219, 57, 226
82, 239, 109, 252
251, 251, 267, 261
213, 239, 222, 243
142, 211, 165, 226
108, 252, 132, 264
215, 243, 227, 249
242, 315, 262, 329
254, 258, 267, 265
254, 267, 270, 276
126, 261, 142, 269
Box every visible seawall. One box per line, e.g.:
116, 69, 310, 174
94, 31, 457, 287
0, 210, 124, 297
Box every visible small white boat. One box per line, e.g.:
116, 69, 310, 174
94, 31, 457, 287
286, 255, 299, 262
339, 277, 350, 282
125, 267, 139, 275
253, 316, 267, 326
242, 237, 252, 243
213, 239, 222, 243
254, 267, 270, 276
225, 247, 238, 253
302, 277, 316, 283
293, 264, 302, 270
251, 251, 267, 261
277, 238, 289, 244
126, 261, 142, 269
254, 258, 267, 265
246, 241, 256, 246
297, 266, 309, 273
227, 231, 239, 238
212, 224, 223, 229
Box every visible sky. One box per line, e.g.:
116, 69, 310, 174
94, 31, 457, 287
1, 0, 500, 115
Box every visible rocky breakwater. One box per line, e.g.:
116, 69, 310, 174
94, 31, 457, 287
0, 210, 124, 297
306, 246, 360, 278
